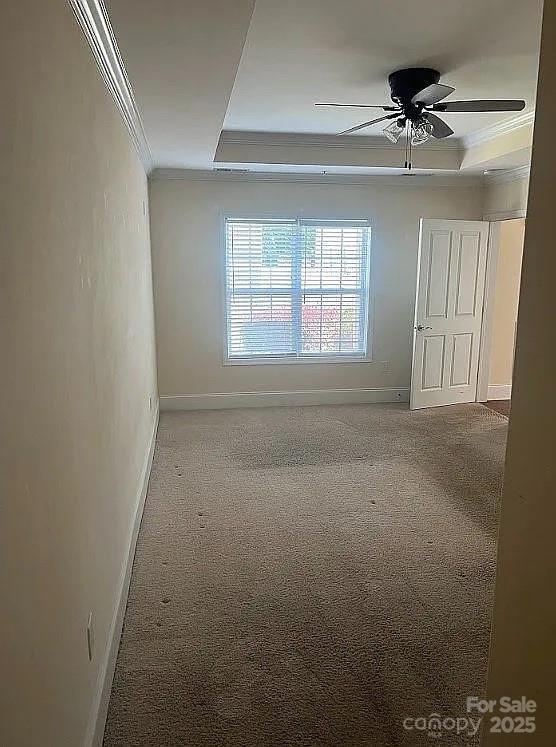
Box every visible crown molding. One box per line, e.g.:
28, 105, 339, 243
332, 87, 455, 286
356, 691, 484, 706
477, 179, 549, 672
151, 167, 482, 188
70, 0, 152, 172
484, 164, 531, 185
463, 111, 535, 149
219, 130, 463, 152
483, 208, 527, 221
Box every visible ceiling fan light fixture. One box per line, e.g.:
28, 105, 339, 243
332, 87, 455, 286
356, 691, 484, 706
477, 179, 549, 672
383, 118, 405, 143
320, 67, 526, 167
411, 120, 433, 146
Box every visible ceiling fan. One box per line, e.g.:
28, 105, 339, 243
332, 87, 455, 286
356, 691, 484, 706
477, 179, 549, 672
315, 68, 526, 169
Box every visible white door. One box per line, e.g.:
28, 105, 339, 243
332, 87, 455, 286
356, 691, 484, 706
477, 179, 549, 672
410, 219, 489, 410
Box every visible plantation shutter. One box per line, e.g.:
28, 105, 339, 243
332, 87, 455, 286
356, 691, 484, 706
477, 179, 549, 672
225, 218, 370, 360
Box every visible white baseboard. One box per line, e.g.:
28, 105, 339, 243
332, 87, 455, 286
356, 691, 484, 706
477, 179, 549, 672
85, 406, 159, 747
160, 387, 409, 411
487, 384, 512, 400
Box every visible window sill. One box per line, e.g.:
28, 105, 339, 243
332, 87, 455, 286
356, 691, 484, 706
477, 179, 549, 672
223, 355, 372, 366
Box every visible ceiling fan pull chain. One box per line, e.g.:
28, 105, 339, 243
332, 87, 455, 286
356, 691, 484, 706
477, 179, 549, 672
325, 67, 526, 169
406, 121, 413, 171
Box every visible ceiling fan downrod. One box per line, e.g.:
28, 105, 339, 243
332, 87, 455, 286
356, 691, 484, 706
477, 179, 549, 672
316, 66, 526, 169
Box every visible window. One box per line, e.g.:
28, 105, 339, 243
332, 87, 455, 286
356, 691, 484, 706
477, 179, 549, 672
224, 217, 371, 362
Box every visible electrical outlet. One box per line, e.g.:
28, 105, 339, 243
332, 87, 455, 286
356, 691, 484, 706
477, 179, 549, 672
86, 612, 94, 662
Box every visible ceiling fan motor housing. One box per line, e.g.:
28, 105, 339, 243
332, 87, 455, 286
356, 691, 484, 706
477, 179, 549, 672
388, 68, 441, 105
326, 65, 524, 152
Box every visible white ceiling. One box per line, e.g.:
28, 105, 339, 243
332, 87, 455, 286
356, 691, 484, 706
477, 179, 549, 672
105, 0, 255, 168
225, 0, 543, 137
105, 0, 543, 171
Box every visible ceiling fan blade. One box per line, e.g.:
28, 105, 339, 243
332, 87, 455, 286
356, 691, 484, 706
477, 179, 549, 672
424, 113, 454, 139
433, 99, 526, 112
315, 102, 399, 110
338, 113, 398, 136
411, 83, 455, 106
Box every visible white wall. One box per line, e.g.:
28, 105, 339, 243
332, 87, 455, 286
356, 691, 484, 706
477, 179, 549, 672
484, 0, 556, 736
483, 173, 529, 220
0, 2, 157, 745
149, 176, 483, 402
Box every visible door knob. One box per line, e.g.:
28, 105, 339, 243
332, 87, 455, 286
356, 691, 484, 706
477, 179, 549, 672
416, 324, 432, 331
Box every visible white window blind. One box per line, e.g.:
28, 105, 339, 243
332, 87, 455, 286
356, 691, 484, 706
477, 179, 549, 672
224, 217, 371, 361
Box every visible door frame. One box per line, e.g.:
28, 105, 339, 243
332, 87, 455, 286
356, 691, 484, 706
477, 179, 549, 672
475, 210, 526, 402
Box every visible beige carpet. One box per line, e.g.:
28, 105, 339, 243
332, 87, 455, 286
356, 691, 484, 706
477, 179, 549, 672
484, 400, 511, 418
103, 403, 507, 747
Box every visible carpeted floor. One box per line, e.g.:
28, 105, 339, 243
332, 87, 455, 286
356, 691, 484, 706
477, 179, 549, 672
483, 400, 511, 418
103, 403, 508, 747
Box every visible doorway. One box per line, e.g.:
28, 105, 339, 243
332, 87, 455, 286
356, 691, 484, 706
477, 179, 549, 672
477, 218, 526, 417
410, 217, 525, 413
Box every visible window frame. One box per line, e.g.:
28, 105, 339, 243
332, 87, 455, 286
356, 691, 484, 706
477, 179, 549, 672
220, 213, 374, 366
